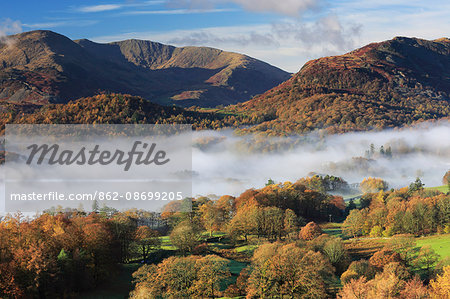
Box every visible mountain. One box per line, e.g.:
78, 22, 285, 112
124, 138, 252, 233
229, 37, 450, 135
0, 30, 290, 107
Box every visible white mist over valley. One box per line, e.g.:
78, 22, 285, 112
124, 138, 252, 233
192, 121, 450, 197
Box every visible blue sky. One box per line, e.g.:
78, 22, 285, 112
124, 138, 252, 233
1, 0, 449, 72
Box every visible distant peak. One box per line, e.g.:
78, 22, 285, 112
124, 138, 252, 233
434, 37, 450, 43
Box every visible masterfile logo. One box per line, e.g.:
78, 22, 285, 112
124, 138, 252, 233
26, 141, 170, 171
3, 124, 192, 212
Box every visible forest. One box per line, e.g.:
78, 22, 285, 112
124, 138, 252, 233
0, 173, 449, 298
2, 92, 449, 137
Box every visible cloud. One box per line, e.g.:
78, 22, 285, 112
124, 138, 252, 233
77, 4, 123, 13
23, 20, 99, 29
232, 0, 321, 17
0, 19, 22, 46
122, 8, 236, 15
272, 15, 362, 51
75, 1, 165, 13
167, 14, 361, 52
168, 30, 278, 47
91, 14, 362, 72
166, 0, 322, 17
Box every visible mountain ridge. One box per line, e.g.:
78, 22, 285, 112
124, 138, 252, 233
228, 36, 450, 134
0, 30, 290, 107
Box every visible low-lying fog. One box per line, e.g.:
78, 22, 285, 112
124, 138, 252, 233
1, 121, 449, 213
192, 121, 450, 197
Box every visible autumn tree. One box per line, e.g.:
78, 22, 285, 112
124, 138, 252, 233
170, 220, 201, 255
360, 177, 389, 194
192, 255, 230, 298
341, 260, 376, 284
130, 255, 230, 298
343, 209, 366, 238
199, 200, 220, 236
134, 226, 161, 263
442, 170, 450, 193
299, 221, 323, 240
430, 265, 450, 298
283, 208, 299, 236
338, 277, 369, 299
227, 203, 258, 242
247, 243, 334, 298
369, 249, 403, 270
130, 257, 197, 298
323, 237, 350, 274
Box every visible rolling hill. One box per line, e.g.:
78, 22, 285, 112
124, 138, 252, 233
0, 30, 290, 107
0, 93, 252, 135
229, 37, 450, 135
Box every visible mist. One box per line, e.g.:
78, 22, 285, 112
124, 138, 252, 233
1, 121, 449, 213
192, 122, 450, 197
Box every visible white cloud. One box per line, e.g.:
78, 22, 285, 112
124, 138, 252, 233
231, 0, 320, 17
23, 20, 99, 29
86, 0, 449, 72
78, 4, 123, 13
167, 0, 322, 17
76, 1, 165, 13
0, 19, 22, 46
122, 8, 236, 15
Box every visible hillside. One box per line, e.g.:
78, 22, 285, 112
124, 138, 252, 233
228, 37, 450, 135
0, 30, 290, 107
0, 93, 252, 134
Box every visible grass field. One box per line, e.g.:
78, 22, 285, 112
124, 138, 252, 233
416, 234, 450, 258
425, 185, 450, 193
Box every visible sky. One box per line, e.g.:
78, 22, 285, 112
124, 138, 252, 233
0, 0, 449, 72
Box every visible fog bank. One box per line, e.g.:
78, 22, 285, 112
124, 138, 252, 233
192, 122, 450, 197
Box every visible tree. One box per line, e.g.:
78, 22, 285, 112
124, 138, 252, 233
193, 255, 230, 298
338, 277, 369, 299
170, 221, 201, 255
343, 209, 366, 238
386, 234, 416, 266
266, 178, 275, 186
247, 243, 334, 298
130, 255, 230, 299
199, 201, 220, 237
323, 237, 350, 273
414, 245, 440, 278
130, 257, 197, 298
430, 265, 450, 298
400, 276, 429, 299
443, 170, 450, 193
341, 260, 376, 285
283, 208, 298, 236
367, 262, 410, 298
227, 204, 258, 242
134, 226, 160, 263
299, 222, 323, 240
256, 206, 284, 241
408, 177, 424, 193
385, 146, 392, 158
369, 249, 402, 270
360, 178, 389, 194
110, 214, 137, 263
